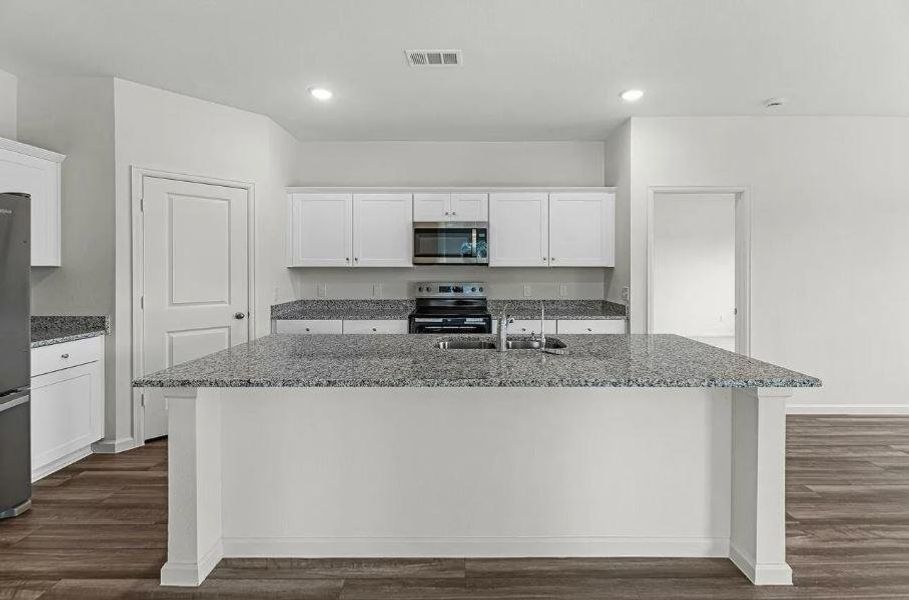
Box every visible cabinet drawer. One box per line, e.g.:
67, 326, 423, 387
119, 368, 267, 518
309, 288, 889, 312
556, 319, 627, 334
274, 319, 343, 334
342, 320, 409, 334
494, 319, 557, 335
31, 335, 104, 377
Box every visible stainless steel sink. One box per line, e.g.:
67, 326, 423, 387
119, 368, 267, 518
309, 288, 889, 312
435, 339, 497, 350
505, 337, 568, 350
435, 337, 567, 351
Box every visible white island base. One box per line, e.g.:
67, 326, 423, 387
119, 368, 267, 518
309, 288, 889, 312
158, 386, 792, 587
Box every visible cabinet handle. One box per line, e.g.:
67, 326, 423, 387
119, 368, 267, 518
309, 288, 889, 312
451, 211, 456, 216
60, 353, 70, 359
444, 211, 450, 216
345, 257, 350, 262
551, 257, 556, 262
305, 328, 310, 332
587, 328, 592, 332
372, 328, 377, 332
354, 257, 359, 262
542, 257, 547, 262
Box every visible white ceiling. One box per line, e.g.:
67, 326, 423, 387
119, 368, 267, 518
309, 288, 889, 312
0, 0, 907, 141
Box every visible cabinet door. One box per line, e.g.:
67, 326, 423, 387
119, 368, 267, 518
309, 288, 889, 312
30, 359, 104, 479
288, 193, 352, 267
413, 193, 450, 222
549, 192, 615, 267
489, 192, 549, 267
0, 148, 62, 266
353, 193, 413, 267
450, 193, 488, 221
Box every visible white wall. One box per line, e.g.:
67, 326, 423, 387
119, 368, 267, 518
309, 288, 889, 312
0, 67, 17, 139
652, 193, 735, 337
112, 79, 296, 446
604, 121, 631, 306
290, 141, 608, 299
628, 116, 909, 412
17, 76, 118, 438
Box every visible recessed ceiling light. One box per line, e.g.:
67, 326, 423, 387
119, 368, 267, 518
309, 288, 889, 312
620, 89, 644, 103
763, 97, 787, 109
309, 87, 333, 101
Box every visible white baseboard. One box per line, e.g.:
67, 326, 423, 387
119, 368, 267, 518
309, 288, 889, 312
92, 436, 137, 453
31, 445, 92, 482
222, 536, 729, 558
160, 540, 223, 587
728, 543, 792, 585
787, 404, 909, 415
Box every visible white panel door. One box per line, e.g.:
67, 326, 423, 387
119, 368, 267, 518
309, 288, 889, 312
549, 192, 615, 266
489, 192, 549, 267
353, 193, 413, 267
450, 193, 488, 221
289, 193, 352, 267
413, 193, 450, 222
0, 147, 62, 266
141, 177, 250, 440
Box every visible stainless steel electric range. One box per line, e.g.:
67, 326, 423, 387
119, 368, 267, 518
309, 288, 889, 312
408, 282, 492, 334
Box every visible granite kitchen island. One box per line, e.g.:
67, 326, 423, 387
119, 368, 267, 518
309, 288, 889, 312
134, 333, 820, 587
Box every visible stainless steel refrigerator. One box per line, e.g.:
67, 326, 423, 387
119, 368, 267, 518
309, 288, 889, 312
0, 192, 31, 519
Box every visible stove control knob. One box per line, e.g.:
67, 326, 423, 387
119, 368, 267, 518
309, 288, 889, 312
479, 286, 484, 292
471, 287, 477, 292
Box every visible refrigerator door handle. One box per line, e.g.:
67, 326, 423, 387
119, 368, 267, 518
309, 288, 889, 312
0, 391, 29, 413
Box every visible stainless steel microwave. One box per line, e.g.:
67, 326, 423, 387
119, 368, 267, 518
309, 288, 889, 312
413, 222, 489, 265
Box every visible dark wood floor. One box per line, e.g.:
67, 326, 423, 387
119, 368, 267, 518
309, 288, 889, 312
2, 415, 909, 598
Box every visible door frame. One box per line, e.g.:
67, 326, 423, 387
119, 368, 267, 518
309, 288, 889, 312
130, 166, 256, 444
645, 186, 752, 356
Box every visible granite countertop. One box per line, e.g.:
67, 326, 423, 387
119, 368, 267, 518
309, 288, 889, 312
270, 299, 626, 321
270, 299, 415, 320
134, 333, 819, 389
488, 300, 626, 320
31, 315, 110, 348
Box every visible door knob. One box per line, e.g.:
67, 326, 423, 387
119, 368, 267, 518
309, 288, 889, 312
234, 312, 246, 320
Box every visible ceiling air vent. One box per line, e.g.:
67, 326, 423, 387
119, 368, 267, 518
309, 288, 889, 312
406, 49, 463, 67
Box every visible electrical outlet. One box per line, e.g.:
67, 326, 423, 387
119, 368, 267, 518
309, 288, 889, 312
373, 283, 382, 298
559, 284, 568, 298
317, 284, 327, 298
621, 286, 630, 302
523, 284, 532, 298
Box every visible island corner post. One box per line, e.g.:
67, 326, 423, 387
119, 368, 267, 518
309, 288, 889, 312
156, 384, 794, 587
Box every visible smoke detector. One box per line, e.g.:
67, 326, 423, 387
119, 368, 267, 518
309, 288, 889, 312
405, 49, 463, 67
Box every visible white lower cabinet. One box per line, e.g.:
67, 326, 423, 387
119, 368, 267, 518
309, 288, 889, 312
274, 319, 343, 334
342, 320, 409, 334
494, 319, 557, 335
556, 319, 627, 334
29, 335, 104, 481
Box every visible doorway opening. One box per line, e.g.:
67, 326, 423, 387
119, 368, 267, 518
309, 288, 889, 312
647, 188, 750, 355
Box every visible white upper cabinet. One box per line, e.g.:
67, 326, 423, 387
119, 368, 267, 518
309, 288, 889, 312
0, 138, 65, 266
449, 193, 488, 221
288, 193, 352, 267
413, 193, 449, 221
413, 192, 488, 222
489, 192, 549, 267
549, 192, 615, 267
353, 193, 413, 267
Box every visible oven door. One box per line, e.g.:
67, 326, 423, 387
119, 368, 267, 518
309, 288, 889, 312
409, 316, 492, 334
413, 222, 488, 264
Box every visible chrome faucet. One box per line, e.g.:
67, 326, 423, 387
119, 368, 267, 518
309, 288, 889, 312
539, 301, 546, 348
497, 303, 513, 352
